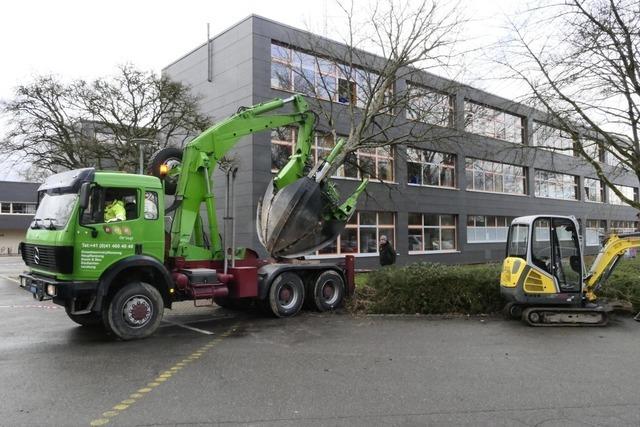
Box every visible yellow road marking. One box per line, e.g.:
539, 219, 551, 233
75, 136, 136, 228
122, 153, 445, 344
87, 324, 238, 426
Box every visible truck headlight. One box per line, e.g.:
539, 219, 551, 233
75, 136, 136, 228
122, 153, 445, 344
46, 284, 57, 297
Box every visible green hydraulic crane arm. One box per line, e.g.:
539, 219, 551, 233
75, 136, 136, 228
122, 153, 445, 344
169, 95, 316, 259
583, 232, 640, 301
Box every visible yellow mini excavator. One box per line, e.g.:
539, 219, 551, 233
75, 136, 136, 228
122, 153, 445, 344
500, 215, 639, 326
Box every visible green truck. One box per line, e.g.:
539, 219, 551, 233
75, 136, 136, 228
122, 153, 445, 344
19, 95, 367, 340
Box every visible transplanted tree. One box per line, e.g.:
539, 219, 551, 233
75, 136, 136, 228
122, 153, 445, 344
1, 65, 210, 175
498, 0, 640, 208
271, 0, 465, 179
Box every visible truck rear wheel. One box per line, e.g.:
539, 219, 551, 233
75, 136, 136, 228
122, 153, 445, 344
267, 272, 304, 318
310, 271, 344, 312
103, 281, 164, 340
65, 305, 103, 328
148, 147, 183, 195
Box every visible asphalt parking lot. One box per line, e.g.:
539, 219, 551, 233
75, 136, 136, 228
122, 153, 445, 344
1, 256, 640, 427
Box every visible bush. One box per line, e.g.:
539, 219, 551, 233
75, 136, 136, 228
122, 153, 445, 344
599, 257, 640, 311
357, 262, 503, 315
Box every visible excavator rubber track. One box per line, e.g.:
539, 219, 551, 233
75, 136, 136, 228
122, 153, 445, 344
522, 307, 609, 327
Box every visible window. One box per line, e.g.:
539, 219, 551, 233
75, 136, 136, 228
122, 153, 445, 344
465, 158, 526, 194
467, 215, 513, 243
81, 187, 138, 224
316, 211, 395, 256
610, 220, 637, 234
531, 218, 552, 274
464, 101, 523, 144
507, 224, 528, 259
608, 185, 637, 205
406, 84, 454, 127
407, 148, 455, 188
585, 220, 606, 246
270, 128, 394, 181
144, 192, 159, 220
584, 178, 605, 203
534, 170, 579, 200
408, 213, 457, 253
0, 202, 36, 214
532, 122, 574, 155
11, 203, 37, 214
270, 42, 391, 107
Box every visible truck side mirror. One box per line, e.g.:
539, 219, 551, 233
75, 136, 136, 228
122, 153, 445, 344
79, 182, 90, 210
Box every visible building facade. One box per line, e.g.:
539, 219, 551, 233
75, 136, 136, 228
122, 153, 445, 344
0, 181, 39, 255
163, 15, 638, 268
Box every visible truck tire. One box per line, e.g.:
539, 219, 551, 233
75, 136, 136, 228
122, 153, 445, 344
148, 147, 183, 195
65, 305, 103, 328
103, 281, 164, 340
267, 272, 304, 318
310, 270, 345, 312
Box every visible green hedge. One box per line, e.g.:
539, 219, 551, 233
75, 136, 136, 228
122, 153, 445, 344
599, 257, 640, 311
352, 258, 640, 315
355, 262, 503, 315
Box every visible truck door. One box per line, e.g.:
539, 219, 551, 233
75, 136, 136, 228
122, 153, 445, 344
551, 218, 582, 292
76, 186, 140, 278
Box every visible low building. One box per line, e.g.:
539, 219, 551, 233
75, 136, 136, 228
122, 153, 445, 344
0, 181, 39, 255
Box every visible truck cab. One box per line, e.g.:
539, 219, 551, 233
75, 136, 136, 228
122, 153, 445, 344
20, 168, 172, 337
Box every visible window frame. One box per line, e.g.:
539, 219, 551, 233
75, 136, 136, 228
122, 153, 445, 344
465, 158, 527, 195
532, 121, 575, 156
584, 178, 605, 203
467, 215, 514, 244
406, 147, 456, 189
309, 211, 396, 258
463, 100, 524, 144
533, 170, 580, 201
408, 213, 458, 254
270, 127, 395, 182
405, 83, 455, 128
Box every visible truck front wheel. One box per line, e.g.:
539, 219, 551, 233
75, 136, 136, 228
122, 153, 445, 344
103, 281, 164, 340
267, 272, 304, 318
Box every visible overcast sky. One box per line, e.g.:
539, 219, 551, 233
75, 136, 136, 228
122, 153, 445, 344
0, 0, 523, 181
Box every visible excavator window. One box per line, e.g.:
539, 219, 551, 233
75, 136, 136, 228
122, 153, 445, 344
507, 224, 528, 259
531, 219, 552, 274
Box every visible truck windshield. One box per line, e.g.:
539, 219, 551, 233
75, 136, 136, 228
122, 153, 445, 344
32, 193, 77, 230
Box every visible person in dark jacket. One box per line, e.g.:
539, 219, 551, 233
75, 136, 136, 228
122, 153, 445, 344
379, 235, 396, 266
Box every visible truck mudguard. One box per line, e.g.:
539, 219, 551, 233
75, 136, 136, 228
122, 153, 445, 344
95, 255, 173, 311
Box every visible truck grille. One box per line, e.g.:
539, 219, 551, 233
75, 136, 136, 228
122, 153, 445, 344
20, 243, 73, 274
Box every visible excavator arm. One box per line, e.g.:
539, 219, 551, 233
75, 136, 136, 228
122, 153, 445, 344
584, 232, 640, 301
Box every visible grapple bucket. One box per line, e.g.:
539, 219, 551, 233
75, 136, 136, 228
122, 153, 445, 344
258, 177, 346, 258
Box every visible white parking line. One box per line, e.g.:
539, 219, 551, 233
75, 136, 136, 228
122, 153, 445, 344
161, 319, 215, 335
0, 275, 19, 284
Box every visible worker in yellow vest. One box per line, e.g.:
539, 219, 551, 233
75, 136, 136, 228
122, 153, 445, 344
104, 199, 126, 222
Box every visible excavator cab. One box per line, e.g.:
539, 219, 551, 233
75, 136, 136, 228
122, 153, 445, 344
500, 214, 640, 326
501, 215, 584, 305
